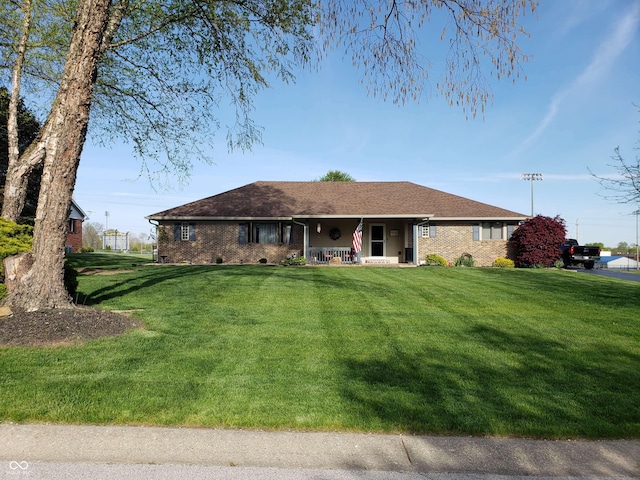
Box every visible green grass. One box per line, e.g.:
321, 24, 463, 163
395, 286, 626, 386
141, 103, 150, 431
1, 254, 639, 439
68, 252, 154, 270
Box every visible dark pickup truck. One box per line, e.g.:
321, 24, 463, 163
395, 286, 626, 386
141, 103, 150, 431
560, 239, 601, 270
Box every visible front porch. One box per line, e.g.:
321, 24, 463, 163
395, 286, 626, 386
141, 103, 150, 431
308, 247, 356, 264
308, 247, 402, 265
306, 219, 415, 265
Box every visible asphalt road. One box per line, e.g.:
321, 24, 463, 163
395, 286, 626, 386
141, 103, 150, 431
579, 268, 640, 282
7, 462, 637, 480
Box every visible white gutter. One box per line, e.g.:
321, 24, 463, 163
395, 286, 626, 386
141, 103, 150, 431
429, 216, 527, 221
302, 214, 434, 220
414, 219, 431, 266
147, 219, 160, 262
145, 216, 293, 222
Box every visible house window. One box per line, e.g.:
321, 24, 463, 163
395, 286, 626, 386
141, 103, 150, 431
239, 222, 293, 245
68, 219, 75, 233
419, 224, 436, 238
479, 222, 503, 240
181, 223, 190, 241
283, 224, 292, 244
173, 223, 195, 241
256, 223, 277, 243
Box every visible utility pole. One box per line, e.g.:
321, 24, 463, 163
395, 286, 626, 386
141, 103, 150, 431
635, 210, 639, 270
104, 211, 110, 251
575, 218, 579, 243
521, 173, 543, 217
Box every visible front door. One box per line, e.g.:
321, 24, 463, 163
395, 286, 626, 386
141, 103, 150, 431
370, 224, 385, 257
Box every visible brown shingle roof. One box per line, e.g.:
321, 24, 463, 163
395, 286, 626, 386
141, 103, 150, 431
146, 181, 526, 220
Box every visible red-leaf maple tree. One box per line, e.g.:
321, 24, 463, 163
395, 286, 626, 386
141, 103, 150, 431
509, 215, 566, 267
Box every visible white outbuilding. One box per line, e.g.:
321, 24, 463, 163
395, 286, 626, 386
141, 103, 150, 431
596, 255, 640, 270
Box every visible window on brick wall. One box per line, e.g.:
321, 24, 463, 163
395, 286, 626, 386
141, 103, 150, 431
419, 223, 436, 238
474, 222, 518, 241
67, 218, 82, 233
180, 223, 189, 241
173, 223, 196, 241
239, 222, 293, 245
482, 222, 503, 240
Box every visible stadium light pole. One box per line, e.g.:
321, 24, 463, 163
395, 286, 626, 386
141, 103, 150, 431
521, 173, 543, 217
634, 209, 639, 270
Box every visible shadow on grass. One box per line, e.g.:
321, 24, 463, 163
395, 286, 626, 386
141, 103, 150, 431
77, 259, 640, 310
67, 253, 153, 270
78, 264, 308, 306
74, 264, 640, 438
339, 322, 640, 438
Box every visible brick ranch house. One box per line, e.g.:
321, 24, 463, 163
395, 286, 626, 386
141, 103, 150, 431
65, 199, 87, 253
146, 181, 528, 267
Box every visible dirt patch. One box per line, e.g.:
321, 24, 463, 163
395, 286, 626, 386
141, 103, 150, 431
76, 268, 134, 275
0, 306, 143, 347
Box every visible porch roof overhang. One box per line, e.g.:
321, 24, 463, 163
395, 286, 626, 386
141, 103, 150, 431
431, 216, 528, 221
146, 214, 436, 222
146, 216, 295, 222
147, 214, 528, 222
295, 214, 434, 220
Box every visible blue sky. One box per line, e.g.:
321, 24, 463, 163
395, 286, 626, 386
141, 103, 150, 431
74, 0, 640, 248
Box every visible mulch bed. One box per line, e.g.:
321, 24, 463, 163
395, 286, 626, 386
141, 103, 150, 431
0, 306, 143, 347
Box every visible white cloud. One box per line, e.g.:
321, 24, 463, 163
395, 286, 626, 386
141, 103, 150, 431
558, 0, 615, 35
515, 3, 640, 153
574, 3, 640, 87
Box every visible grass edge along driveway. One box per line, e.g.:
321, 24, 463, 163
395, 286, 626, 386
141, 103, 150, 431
1, 257, 639, 439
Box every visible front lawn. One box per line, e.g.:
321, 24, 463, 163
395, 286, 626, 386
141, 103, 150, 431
1, 257, 638, 438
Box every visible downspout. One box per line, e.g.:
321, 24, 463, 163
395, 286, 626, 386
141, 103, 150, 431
148, 219, 159, 262
291, 217, 308, 260
414, 219, 431, 266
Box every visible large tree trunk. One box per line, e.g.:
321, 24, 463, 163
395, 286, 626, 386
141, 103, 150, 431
1, 0, 35, 222
1, 163, 32, 221
1, 124, 48, 221
3, 0, 111, 311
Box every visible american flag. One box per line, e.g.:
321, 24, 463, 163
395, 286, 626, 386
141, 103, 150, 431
352, 220, 363, 254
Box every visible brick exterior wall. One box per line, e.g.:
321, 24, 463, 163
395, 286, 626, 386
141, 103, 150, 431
65, 219, 83, 253
156, 220, 513, 266
157, 221, 305, 264
418, 221, 511, 267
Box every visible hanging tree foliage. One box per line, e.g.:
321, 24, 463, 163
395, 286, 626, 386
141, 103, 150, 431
590, 107, 640, 208
1, 0, 538, 311
322, 0, 537, 117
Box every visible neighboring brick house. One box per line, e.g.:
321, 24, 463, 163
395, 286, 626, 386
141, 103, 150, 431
66, 199, 87, 253
146, 181, 527, 266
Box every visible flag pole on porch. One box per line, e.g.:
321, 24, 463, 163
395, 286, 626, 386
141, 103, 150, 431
352, 219, 363, 264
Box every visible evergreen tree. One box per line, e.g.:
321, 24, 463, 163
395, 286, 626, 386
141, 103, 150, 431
318, 171, 356, 182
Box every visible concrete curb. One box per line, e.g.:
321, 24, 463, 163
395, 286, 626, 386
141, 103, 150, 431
1, 424, 639, 477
